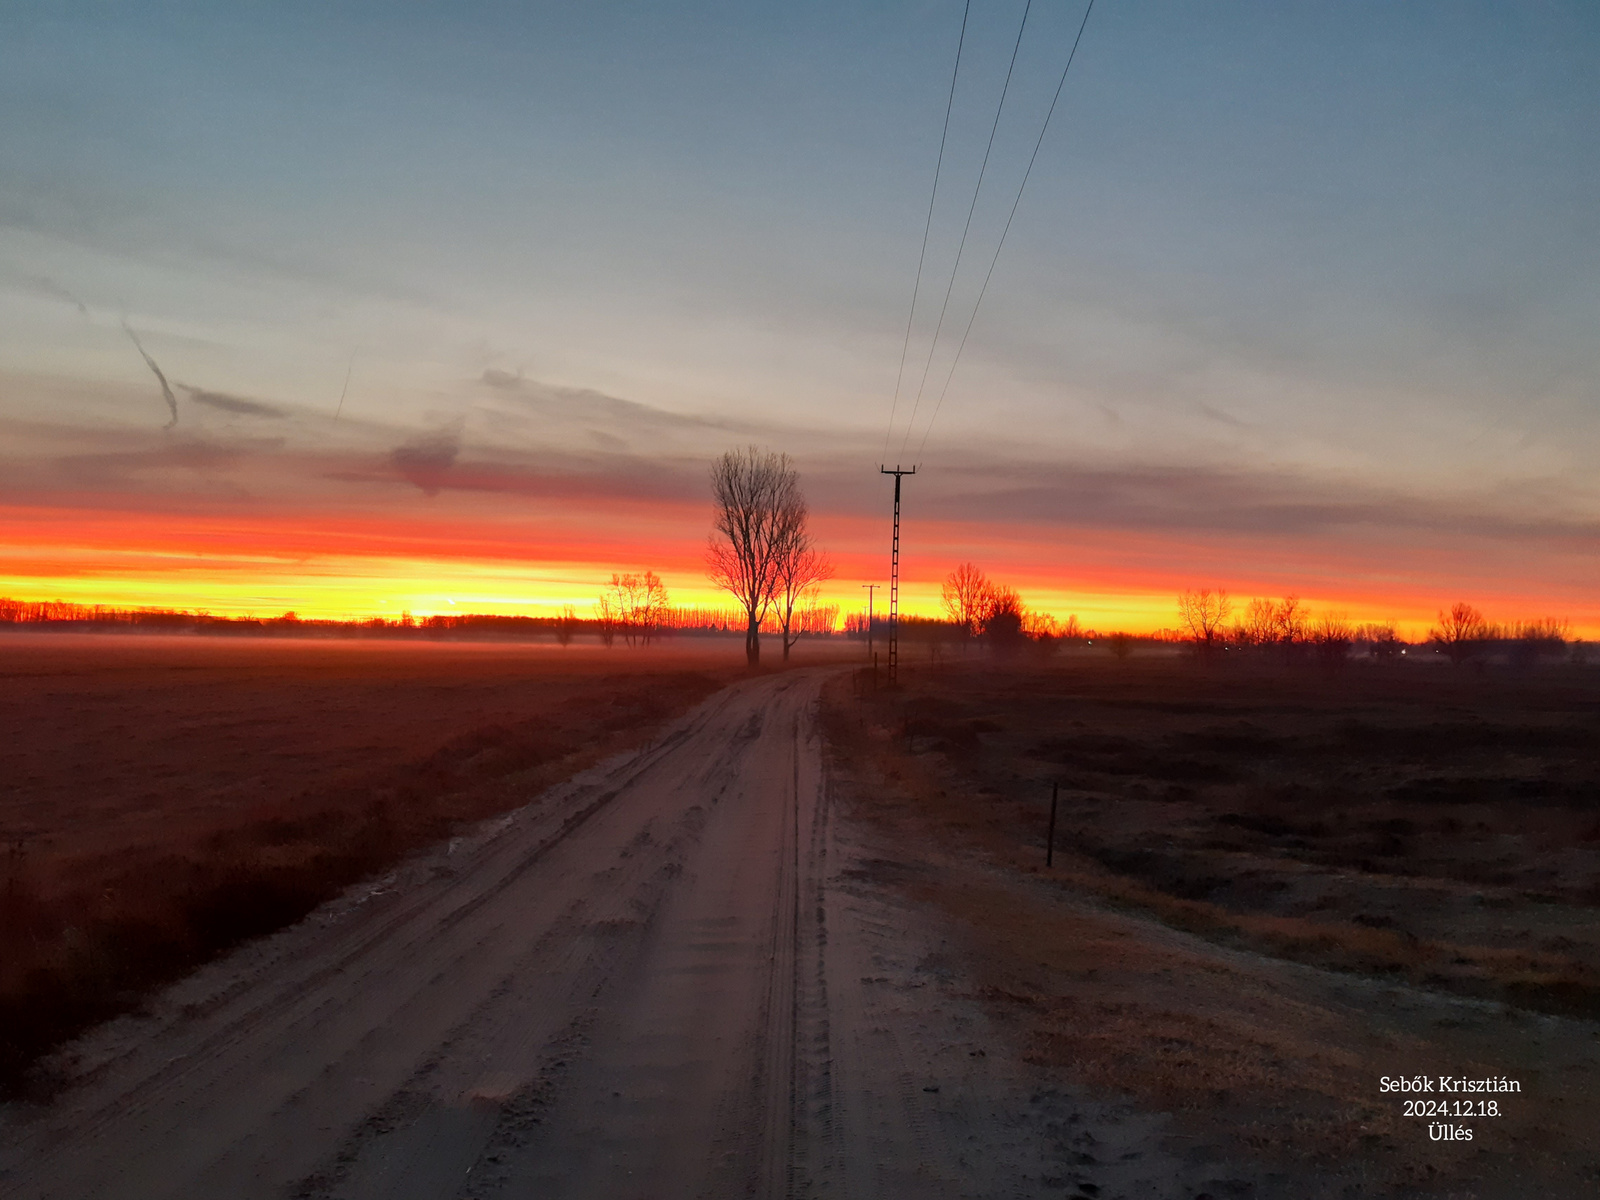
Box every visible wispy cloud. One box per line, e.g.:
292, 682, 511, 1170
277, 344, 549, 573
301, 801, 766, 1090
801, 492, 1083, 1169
179, 385, 287, 419
120, 322, 179, 429
4, 370, 1594, 567
925, 459, 1600, 546
473, 370, 765, 452
26, 276, 89, 319
1197, 402, 1249, 429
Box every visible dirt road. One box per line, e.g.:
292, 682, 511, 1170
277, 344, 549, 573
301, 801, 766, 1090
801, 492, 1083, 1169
0, 670, 1129, 1198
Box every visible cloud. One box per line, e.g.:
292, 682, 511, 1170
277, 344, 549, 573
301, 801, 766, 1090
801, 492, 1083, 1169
924, 459, 1600, 546
390, 421, 463, 496
179, 385, 287, 418
1197, 402, 1249, 428
325, 441, 706, 506
61, 440, 249, 474
46, 436, 288, 491
480, 367, 524, 390
5, 369, 1593, 567
26, 276, 89, 318
120, 322, 179, 429
474, 370, 754, 445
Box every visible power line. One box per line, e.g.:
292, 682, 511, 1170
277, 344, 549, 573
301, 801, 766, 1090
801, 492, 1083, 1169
883, 0, 971, 460
915, 0, 1096, 458
898, 0, 1034, 458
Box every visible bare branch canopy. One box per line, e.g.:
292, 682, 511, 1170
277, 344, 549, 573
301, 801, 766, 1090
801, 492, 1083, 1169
706, 446, 810, 667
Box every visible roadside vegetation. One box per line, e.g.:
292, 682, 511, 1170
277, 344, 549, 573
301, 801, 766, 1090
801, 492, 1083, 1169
822, 650, 1600, 1188
0, 639, 731, 1095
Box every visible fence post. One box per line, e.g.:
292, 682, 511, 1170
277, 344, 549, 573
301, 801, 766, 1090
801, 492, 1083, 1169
1046, 780, 1059, 867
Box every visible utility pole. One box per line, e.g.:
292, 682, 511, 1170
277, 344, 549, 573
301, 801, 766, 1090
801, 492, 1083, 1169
879, 464, 916, 686
860, 583, 879, 658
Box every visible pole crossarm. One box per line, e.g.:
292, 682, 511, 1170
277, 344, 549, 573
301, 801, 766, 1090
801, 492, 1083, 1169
878, 464, 917, 686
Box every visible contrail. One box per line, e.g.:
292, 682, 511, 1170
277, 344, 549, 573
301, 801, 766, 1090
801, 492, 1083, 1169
121, 320, 179, 429
334, 353, 355, 421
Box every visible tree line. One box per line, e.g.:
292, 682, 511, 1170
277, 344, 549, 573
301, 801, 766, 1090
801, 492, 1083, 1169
938, 562, 1081, 648
1176, 589, 1579, 665
0, 597, 801, 642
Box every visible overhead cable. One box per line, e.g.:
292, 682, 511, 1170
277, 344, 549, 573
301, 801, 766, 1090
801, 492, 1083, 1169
883, 0, 971, 460
898, 0, 1035, 457
914, 0, 1096, 457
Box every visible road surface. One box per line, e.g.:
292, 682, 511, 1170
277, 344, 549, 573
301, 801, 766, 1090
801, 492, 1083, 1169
0, 670, 1078, 1199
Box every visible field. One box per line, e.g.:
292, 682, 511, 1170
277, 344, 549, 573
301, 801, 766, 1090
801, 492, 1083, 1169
8, 632, 1599, 1193
822, 650, 1600, 1194
0, 632, 788, 1092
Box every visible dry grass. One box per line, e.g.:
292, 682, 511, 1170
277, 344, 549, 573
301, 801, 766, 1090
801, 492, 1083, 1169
822, 656, 1600, 1193
836, 655, 1600, 1017
0, 634, 751, 1093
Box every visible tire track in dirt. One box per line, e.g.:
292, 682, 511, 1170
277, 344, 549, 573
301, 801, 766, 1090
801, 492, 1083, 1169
0, 669, 1166, 1199
0, 681, 763, 1198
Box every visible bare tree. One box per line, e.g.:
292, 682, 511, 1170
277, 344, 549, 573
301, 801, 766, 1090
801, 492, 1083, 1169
639, 571, 671, 644
707, 447, 806, 667
774, 543, 834, 661
941, 563, 990, 644
794, 596, 839, 635
981, 584, 1027, 653
1177, 588, 1231, 654
1237, 597, 1277, 648
594, 593, 619, 648
1357, 621, 1401, 661
1311, 610, 1353, 668
555, 603, 577, 647
1271, 595, 1306, 647
1430, 601, 1489, 664
601, 570, 670, 647
1025, 611, 1062, 639
1516, 617, 1570, 661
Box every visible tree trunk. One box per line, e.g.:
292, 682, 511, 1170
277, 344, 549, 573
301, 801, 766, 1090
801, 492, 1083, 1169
746, 613, 760, 666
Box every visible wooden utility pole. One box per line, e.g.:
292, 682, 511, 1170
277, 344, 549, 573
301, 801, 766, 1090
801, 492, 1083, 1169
861, 583, 879, 658
879, 465, 916, 686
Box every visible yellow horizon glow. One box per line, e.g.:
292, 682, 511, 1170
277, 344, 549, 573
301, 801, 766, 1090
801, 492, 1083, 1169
4, 506, 1594, 639
6, 567, 1593, 643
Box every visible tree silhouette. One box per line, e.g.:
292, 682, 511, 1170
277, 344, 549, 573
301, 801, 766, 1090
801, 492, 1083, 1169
981, 585, 1028, 654
1430, 601, 1490, 664
941, 563, 990, 644
1177, 588, 1231, 655
594, 594, 619, 647
707, 447, 807, 667
1311, 611, 1353, 668
1235, 597, 1276, 648
774, 546, 834, 661
599, 570, 669, 647
555, 604, 577, 647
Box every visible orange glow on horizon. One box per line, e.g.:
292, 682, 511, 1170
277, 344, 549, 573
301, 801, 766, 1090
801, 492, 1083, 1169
3, 503, 1594, 639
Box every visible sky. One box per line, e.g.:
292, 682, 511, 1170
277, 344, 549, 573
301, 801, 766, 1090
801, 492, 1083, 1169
2, 1, 1597, 635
